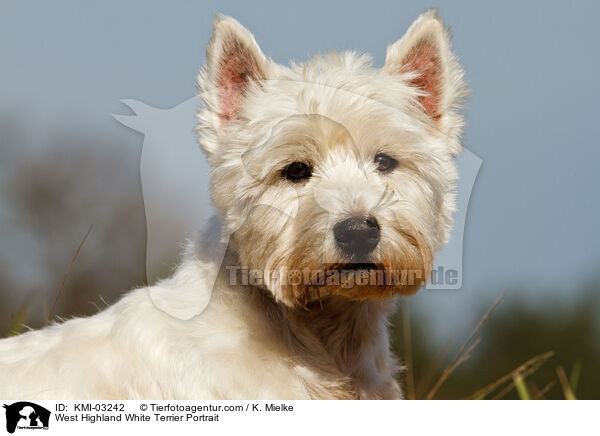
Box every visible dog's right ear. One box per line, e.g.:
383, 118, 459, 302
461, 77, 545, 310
197, 15, 271, 139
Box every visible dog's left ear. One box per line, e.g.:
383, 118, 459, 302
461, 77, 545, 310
198, 15, 272, 129
383, 10, 466, 136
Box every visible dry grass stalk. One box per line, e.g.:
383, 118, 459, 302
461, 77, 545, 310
46, 224, 94, 325
533, 381, 556, 400
425, 295, 503, 400
491, 353, 554, 399
467, 351, 554, 400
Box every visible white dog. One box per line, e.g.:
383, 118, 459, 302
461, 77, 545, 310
0, 10, 466, 399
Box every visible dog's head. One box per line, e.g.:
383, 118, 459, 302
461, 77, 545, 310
196, 11, 467, 307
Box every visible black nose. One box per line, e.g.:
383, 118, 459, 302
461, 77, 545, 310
333, 216, 380, 257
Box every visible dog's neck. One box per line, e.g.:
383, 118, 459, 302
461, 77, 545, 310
218, 249, 399, 398
284, 296, 394, 370
266, 287, 400, 399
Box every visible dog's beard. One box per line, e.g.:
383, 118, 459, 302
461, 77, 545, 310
277, 236, 433, 308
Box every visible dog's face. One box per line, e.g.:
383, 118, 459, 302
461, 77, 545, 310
196, 11, 467, 307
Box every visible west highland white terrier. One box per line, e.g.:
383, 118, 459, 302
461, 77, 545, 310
0, 10, 466, 399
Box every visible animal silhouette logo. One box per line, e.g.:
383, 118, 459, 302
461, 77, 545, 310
3, 402, 50, 433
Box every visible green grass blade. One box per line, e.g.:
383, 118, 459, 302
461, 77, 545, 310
556, 366, 577, 400
569, 361, 582, 394
5, 304, 29, 337
513, 374, 531, 400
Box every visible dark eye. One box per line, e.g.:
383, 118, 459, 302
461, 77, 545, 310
374, 153, 398, 173
282, 161, 312, 182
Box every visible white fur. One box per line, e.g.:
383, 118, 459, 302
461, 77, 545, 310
0, 10, 466, 399
0, 240, 399, 399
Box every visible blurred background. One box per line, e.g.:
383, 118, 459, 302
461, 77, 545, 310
1, 0, 599, 399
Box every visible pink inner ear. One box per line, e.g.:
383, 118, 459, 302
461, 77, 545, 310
404, 40, 442, 121
217, 40, 262, 124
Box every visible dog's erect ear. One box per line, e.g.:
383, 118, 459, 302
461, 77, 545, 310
199, 15, 270, 126
383, 10, 465, 128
